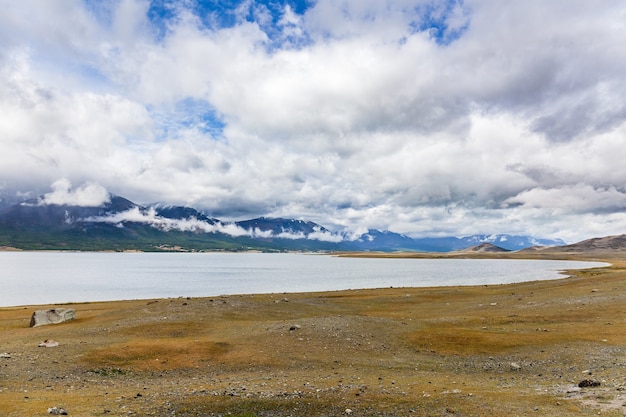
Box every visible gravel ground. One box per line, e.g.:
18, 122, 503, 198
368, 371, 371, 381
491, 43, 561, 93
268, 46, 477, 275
2, 256, 626, 416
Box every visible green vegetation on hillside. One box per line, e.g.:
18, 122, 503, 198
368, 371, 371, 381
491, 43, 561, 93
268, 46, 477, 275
0, 224, 336, 252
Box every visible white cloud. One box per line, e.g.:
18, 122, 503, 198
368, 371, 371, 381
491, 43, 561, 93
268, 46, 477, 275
38, 179, 110, 207
504, 185, 626, 214
1, 0, 626, 243
84, 205, 345, 242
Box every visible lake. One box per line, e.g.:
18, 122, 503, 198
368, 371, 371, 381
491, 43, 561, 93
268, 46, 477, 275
0, 252, 608, 307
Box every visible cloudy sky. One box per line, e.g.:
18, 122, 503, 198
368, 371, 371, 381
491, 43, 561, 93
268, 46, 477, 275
1, 0, 625, 243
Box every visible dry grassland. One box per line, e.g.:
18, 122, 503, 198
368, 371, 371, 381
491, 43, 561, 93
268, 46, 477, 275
1, 253, 626, 416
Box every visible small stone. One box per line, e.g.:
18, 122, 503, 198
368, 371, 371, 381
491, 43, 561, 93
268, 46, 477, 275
38, 340, 60, 348
510, 362, 521, 371
47, 407, 68, 415
578, 379, 601, 388
289, 325, 301, 331
345, 409, 353, 415
0, 353, 11, 359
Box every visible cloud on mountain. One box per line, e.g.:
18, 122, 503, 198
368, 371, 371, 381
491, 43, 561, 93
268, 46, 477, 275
85, 204, 343, 242
1, 0, 626, 242
37, 179, 110, 207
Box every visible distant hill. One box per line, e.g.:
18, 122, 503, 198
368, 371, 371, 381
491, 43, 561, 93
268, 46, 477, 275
0, 193, 567, 252
454, 243, 511, 253
521, 234, 626, 255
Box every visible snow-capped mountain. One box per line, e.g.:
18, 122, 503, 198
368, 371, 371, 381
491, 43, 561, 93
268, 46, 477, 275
0, 194, 565, 252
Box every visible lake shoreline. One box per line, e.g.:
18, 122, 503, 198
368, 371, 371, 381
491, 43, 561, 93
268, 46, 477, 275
0, 251, 607, 308
1, 254, 623, 416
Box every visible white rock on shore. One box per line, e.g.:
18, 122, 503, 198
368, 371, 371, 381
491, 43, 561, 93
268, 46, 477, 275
30, 308, 76, 327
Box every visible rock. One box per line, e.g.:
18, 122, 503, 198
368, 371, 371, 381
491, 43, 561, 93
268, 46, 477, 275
47, 407, 68, 415
30, 308, 76, 327
38, 339, 60, 348
578, 379, 601, 388
0, 352, 11, 358
289, 325, 301, 331
510, 362, 521, 371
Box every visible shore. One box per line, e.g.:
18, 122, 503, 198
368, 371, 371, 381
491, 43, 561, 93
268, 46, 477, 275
1, 253, 626, 416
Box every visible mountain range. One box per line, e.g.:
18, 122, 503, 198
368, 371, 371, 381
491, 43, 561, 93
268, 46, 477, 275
0, 194, 566, 252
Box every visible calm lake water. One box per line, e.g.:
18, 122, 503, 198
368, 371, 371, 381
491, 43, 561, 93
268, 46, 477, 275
0, 252, 608, 307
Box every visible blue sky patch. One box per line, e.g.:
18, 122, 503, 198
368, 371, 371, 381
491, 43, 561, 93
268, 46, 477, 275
412, 0, 470, 45
151, 98, 226, 140
146, 0, 312, 46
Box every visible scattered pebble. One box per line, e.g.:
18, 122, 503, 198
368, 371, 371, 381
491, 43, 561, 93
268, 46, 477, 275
47, 407, 68, 415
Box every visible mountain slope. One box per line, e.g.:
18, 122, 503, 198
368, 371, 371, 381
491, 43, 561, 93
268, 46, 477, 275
0, 195, 137, 229
235, 217, 331, 237
151, 204, 219, 224
0, 194, 567, 252
351, 230, 420, 251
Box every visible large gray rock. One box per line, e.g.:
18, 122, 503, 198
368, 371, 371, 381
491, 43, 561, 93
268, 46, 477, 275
30, 308, 76, 327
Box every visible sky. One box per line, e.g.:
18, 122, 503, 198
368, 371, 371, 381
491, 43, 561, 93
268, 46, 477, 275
1, 0, 626, 243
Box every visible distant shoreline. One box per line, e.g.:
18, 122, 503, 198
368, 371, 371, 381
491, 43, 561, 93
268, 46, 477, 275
0, 252, 610, 309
